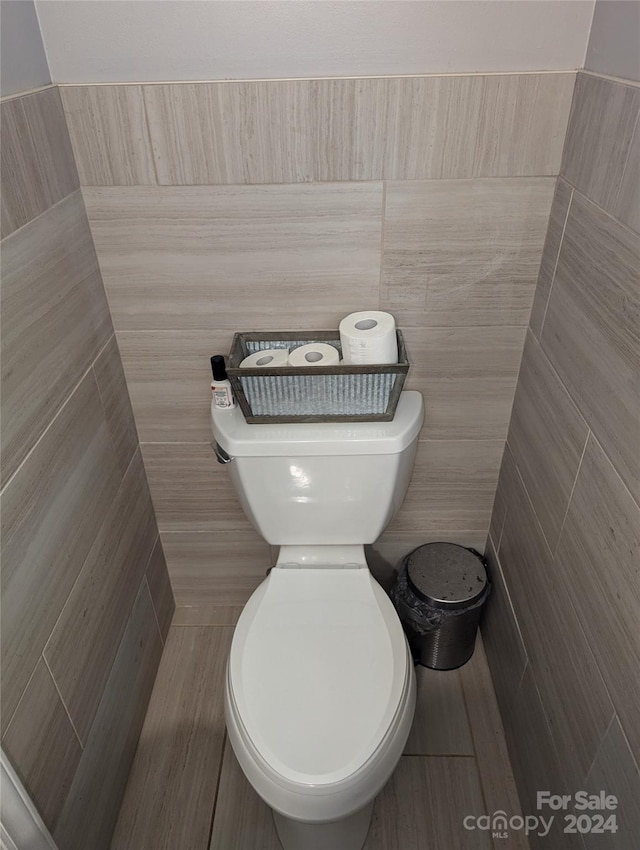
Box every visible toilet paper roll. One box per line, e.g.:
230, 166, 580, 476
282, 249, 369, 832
339, 311, 398, 364
240, 348, 290, 368
288, 343, 341, 367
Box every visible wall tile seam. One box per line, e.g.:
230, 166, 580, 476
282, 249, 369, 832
486, 534, 529, 671
537, 181, 574, 340
142, 572, 165, 648
139, 86, 159, 186
91, 356, 134, 474
0, 82, 57, 104
583, 713, 640, 789
501, 434, 626, 756
0, 183, 81, 245
559, 158, 640, 237
516, 661, 578, 795
55, 71, 580, 89
0, 333, 115, 497
40, 654, 84, 752
41, 484, 162, 746
113, 323, 536, 335
579, 69, 640, 91
77, 174, 562, 191
614, 106, 640, 223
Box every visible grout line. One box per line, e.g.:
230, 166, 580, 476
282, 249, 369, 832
378, 180, 387, 306
538, 181, 573, 341
553, 429, 590, 557
0, 332, 115, 496
41, 654, 85, 751
143, 573, 166, 648
579, 69, 640, 90
139, 86, 160, 186
0, 82, 57, 103
206, 731, 228, 848
0, 185, 81, 243
56, 70, 580, 89
614, 106, 640, 214
0, 660, 43, 741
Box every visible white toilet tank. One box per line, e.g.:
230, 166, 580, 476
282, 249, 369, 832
211, 391, 423, 545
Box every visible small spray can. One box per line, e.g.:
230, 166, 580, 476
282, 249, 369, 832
210, 355, 236, 409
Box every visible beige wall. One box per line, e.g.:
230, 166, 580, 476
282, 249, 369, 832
0, 86, 174, 849
59, 73, 575, 604
483, 69, 640, 848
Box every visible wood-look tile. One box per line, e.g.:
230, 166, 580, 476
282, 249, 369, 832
504, 666, 582, 850
383, 75, 480, 181
93, 335, 139, 475
403, 326, 526, 440
145, 80, 314, 185
1, 191, 113, 486
481, 538, 528, 723
562, 73, 640, 217
312, 77, 388, 181
54, 582, 163, 850
554, 435, 640, 762
110, 626, 232, 850
44, 450, 158, 742
404, 666, 474, 756
507, 331, 589, 552
117, 330, 233, 442
498, 460, 615, 790
2, 660, 82, 832
615, 114, 640, 234
0, 87, 79, 238
471, 73, 575, 179
583, 718, 640, 850
381, 178, 554, 327
365, 756, 491, 849
60, 86, 156, 186
83, 183, 382, 331
528, 178, 573, 340
367, 531, 488, 591
383, 73, 573, 181
386, 440, 504, 536
172, 605, 243, 626
141, 443, 253, 533
541, 191, 640, 504
145, 538, 175, 642
459, 638, 529, 850
160, 530, 271, 607
0, 372, 121, 732
209, 740, 282, 850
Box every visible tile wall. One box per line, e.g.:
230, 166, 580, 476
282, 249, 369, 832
61, 73, 575, 603
0, 86, 174, 849
483, 70, 640, 849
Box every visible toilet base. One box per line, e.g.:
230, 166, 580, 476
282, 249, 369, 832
272, 801, 374, 850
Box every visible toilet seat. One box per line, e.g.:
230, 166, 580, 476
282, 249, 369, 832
228, 567, 409, 790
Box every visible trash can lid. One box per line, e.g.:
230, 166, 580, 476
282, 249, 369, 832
405, 542, 488, 610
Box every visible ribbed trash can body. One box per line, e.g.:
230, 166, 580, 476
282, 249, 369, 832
390, 543, 490, 670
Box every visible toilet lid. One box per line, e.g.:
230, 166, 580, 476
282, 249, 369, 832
228, 567, 408, 787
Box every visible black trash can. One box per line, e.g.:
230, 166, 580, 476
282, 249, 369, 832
390, 542, 490, 670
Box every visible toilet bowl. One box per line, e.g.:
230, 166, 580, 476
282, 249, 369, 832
212, 391, 424, 850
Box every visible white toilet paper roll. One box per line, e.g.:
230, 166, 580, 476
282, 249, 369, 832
288, 343, 341, 367
339, 311, 398, 364
240, 348, 289, 368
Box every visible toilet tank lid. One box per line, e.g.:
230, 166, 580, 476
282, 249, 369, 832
212, 391, 424, 457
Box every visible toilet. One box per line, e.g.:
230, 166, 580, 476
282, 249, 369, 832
211, 390, 424, 850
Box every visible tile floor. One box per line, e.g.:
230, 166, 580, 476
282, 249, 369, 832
110, 606, 529, 850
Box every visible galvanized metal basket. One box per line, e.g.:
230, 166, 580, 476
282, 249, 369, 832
226, 330, 409, 423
